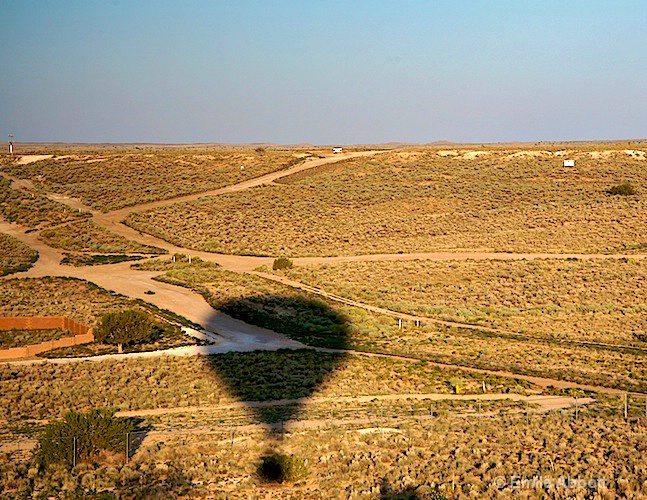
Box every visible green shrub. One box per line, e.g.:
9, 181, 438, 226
60, 253, 144, 267
273, 257, 293, 270
258, 453, 308, 483
94, 310, 161, 351
0, 232, 39, 276
36, 409, 136, 469
608, 182, 637, 196
448, 377, 463, 394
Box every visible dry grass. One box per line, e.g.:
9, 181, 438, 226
0, 277, 136, 327
276, 257, 647, 391
3, 403, 647, 498
0, 328, 69, 349
2, 150, 304, 211
60, 253, 145, 267
40, 220, 165, 254
149, 411, 644, 498
0, 233, 38, 276
283, 258, 647, 344
137, 259, 647, 391
126, 147, 647, 256
379, 323, 647, 392
0, 277, 196, 359
0, 177, 89, 228
0, 353, 528, 424
0, 277, 190, 330
2, 146, 646, 497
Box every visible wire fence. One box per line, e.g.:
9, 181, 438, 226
8, 430, 149, 466
4, 393, 647, 465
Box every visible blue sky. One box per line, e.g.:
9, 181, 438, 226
1, 1, 645, 144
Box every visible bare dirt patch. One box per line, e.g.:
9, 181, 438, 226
461, 151, 492, 159
14, 155, 53, 165
624, 149, 646, 159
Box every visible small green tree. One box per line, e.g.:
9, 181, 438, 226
95, 310, 160, 353
258, 453, 308, 483
36, 409, 136, 469
449, 377, 463, 394
273, 256, 293, 271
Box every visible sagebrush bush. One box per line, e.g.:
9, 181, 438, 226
608, 182, 637, 196
273, 257, 293, 270
258, 453, 308, 483
0, 232, 38, 276
36, 409, 136, 469
40, 220, 164, 254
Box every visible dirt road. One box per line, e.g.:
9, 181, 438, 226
116, 394, 593, 418
0, 393, 591, 455
93, 151, 380, 234
2, 150, 645, 396
0, 225, 303, 353
6, 216, 642, 363
293, 251, 647, 266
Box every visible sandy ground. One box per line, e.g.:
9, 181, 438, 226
0, 220, 303, 353
14, 155, 53, 165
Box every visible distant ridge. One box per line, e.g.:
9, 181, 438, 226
4, 138, 647, 154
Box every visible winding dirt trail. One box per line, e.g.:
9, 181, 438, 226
2, 150, 646, 396
6, 212, 643, 360
93, 151, 379, 235
0, 221, 303, 353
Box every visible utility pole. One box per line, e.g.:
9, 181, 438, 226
8, 134, 14, 157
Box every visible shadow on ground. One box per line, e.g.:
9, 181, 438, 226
201, 293, 352, 484
204, 293, 351, 428
380, 479, 447, 499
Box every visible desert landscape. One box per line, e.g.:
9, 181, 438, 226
1, 143, 646, 498
4, 1, 646, 496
